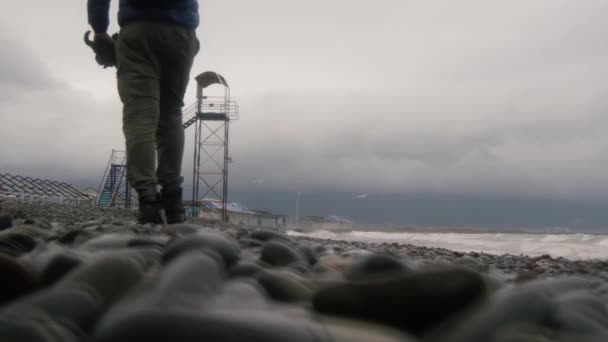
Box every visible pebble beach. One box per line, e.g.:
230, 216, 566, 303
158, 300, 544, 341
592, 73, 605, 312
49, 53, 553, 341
1, 198, 608, 341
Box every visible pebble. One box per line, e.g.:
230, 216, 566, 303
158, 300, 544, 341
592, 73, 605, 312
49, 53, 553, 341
0, 254, 144, 341
229, 261, 265, 278
0, 214, 12, 231
164, 231, 240, 267
0, 254, 37, 306
344, 253, 411, 281
250, 229, 289, 242
314, 268, 487, 335
0, 231, 38, 256
260, 240, 306, 267
0, 198, 606, 341
42, 251, 83, 285
256, 269, 313, 302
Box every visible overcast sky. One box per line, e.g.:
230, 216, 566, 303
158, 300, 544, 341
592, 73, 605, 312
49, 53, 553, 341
2, 1, 608, 207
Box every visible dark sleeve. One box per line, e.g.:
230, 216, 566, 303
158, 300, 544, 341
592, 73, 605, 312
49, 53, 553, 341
88, 0, 112, 33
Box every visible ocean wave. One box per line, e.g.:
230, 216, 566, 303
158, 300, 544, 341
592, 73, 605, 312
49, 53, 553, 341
288, 230, 608, 259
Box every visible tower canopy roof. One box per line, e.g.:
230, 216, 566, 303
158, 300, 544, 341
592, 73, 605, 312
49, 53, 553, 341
195, 71, 229, 89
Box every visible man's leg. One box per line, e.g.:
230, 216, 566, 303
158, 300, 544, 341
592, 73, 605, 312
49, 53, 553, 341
156, 107, 185, 195
116, 23, 164, 223
156, 26, 199, 223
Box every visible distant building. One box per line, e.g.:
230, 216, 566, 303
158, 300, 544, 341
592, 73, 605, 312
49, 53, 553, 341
298, 216, 324, 231
185, 199, 286, 228
252, 209, 288, 228
296, 215, 353, 233
323, 215, 353, 232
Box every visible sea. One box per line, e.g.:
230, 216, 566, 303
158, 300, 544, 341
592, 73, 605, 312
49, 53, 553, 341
287, 230, 608, 260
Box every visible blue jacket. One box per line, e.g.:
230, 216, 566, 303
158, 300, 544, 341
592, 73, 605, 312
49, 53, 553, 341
88, 0, 199, 33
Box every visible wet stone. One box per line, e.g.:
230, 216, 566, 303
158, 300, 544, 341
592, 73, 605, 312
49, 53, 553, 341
81, 234, 133, 250
296, 244, 317, 265
156, 252, 225, 299
256, 269, 313, 303
249, 229, 288, 242
515, 270, 540, 284
238, 237, 264, 248
235, 228, 250, 239
160, 223, 203, 236
214, 279, 269, 310
260, 240, 306, 267
229, 261, 265, 278
340, 249, 373, 260
289, 261, 312, 275
60, 255, 147, 309
0, 254, 38, 306
344, 253, 410, 281
312, 263, 333, 275
43, 252, 84, 286
0, 255, 145, 341
0, 214, 12, 231
164, 231, 240, 267
453, 256, 490, 273
57, 229, 93, 245
93, 309, 330, 342
314, 267, 487, 335
317, 255, 354, 273
0, 232, 37, 257
127, 237, 166, 249
3, 199, 608, 342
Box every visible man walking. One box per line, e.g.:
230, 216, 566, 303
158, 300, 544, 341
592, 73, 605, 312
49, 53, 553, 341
87, 0, 200, 224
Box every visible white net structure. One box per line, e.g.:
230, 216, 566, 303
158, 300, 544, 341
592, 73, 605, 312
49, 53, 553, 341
0, 173, 92, 206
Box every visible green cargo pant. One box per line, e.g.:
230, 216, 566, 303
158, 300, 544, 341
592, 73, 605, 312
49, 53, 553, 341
116, 22, 199, 200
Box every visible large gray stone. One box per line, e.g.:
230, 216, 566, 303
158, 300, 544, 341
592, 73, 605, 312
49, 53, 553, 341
344, 253, 410, 281
0, 214, 12, 231
314, 268, 487, 335
256, 270, 313, 303
0, 255, 145, 341
260, 241, 306, 267
164, 231, 240, 267
250, 229, 289, 242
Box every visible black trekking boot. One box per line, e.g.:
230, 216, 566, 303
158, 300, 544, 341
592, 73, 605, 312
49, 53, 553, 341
161, 188, 185, 224
137, 194, 165, 225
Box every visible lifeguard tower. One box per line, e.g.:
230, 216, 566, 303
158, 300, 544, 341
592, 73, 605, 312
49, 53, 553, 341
182, 72, 239, 221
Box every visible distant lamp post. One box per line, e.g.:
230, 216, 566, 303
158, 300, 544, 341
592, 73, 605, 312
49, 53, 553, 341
296, 192, 301, 227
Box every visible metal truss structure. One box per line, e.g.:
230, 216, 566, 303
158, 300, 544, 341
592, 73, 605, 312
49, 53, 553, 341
182, 71, 239, 220
96, 150, 136, 209
0, 173, 91, 205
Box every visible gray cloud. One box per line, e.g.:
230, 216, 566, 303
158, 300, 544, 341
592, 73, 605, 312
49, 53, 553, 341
225, 73, 608, 196
0, 39, 58, 100
3, 0, 608, 205
0, 29, 123, 185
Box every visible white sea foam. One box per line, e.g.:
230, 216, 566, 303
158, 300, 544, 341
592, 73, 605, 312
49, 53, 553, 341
288, 230, 608, 259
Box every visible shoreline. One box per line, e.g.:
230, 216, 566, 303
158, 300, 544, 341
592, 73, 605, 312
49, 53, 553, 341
288, 229, 608, 261
347, 226, 608, 236
2, 199, 608, 341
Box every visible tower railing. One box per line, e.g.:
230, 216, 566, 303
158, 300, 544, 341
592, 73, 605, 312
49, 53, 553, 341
183, 97, 238, 129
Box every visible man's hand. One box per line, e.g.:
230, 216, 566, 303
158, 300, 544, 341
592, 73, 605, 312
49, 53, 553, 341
94, 32, 115, 47
83, 30, 117, 68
